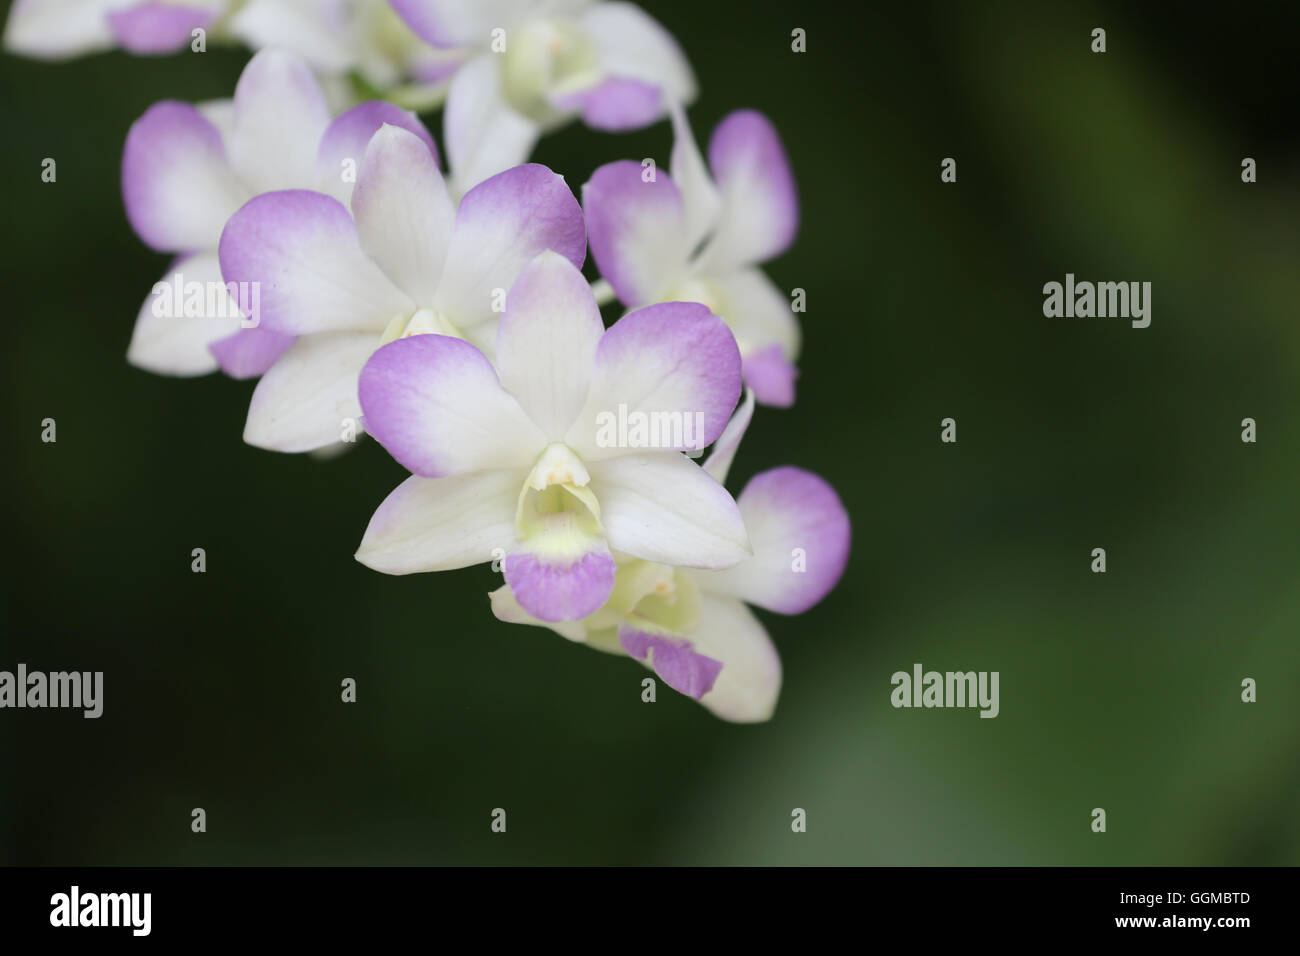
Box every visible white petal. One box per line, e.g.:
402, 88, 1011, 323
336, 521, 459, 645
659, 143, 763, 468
358, 334, 545, 477
127, 254, 242, 377
228, 0, 356, 75
669, 102, 722, 257
314, 100, 439, 206
495, 251, 603, 440
356, 470, 522, 573
389, 0, 530, 49
218, 189, 415, 336
568, 301, 741, 459
702, 388, 754, 485
588, 452, 749, 570
688, 593, 781, 723
229, 48, 332, 191
352, 124, 456, 305
488, 584, 589, 643
122, 101, 246, 253
3, 0, 114, 60
432, 163, 586, 334
443, 53, 540, 192
579, 2, 695, 104
243, 331, 376, 452
704, 467, 851, 615
710, 267, 800, 358
582, 159, 689, 307
697, 110, 798, 272
197, 98, 235, 141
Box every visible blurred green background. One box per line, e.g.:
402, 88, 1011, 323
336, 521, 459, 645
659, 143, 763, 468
2, 0, 1298, 865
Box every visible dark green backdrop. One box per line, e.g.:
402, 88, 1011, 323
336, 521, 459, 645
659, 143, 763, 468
3, 0, 1298, 864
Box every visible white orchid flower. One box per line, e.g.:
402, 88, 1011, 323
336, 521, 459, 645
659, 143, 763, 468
5, 0, 449, 101
354, 250, 750, 623
217, 124, 587, 452
389, 0, 696, 188
489, 391, 851, 722
122, 47, 435, 379
584, 107, 803, 406
4, 0, 224, 59
229, 0, 464, 101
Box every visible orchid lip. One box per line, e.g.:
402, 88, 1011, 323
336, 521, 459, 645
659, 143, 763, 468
515, 443, 602, 541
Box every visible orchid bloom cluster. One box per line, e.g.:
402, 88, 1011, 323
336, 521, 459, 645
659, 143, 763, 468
12, 1, 850, 722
